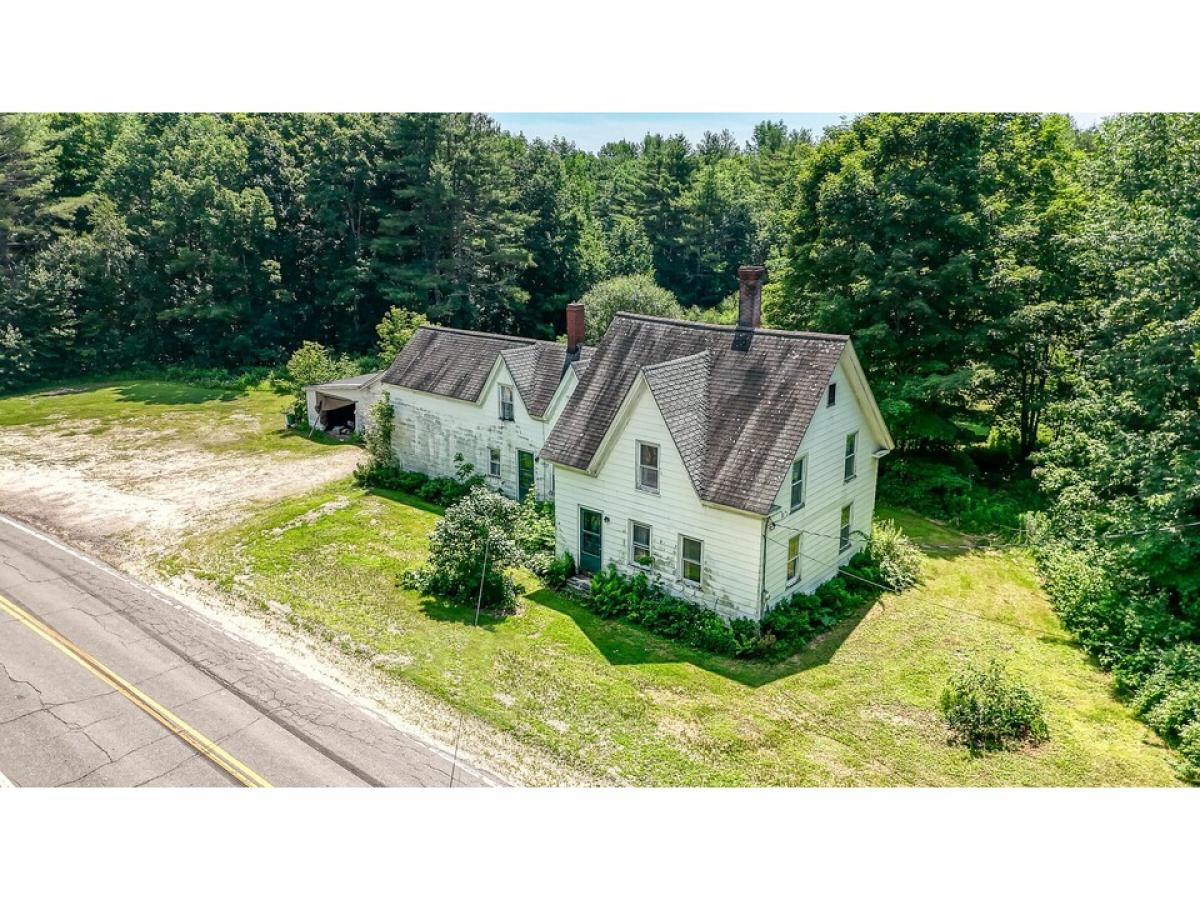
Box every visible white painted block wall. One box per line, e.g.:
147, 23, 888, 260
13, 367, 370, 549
384, 360, 558, 501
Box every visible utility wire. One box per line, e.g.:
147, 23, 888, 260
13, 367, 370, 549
449, 531, 490, 788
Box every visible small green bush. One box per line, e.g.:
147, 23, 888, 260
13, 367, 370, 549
579, 564, 768, 658
1177, 721, 1200, 784
866, 519, 923, 590
571, 554, 885, 661
940, 659, 1049, 751
515, 495, 556, 576
361, 393, 396, 470
355, 454, 484, 508
543, 552, 575, 590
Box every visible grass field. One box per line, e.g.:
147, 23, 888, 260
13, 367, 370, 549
0, 378, 342, 457
161, 481, 1184, 786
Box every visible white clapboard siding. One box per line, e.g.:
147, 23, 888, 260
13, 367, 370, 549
554, 347, 886, 620
761, 354, 882, 607
553, 376, 766, 619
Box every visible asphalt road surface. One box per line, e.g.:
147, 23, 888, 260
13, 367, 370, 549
0, 514, 498, 787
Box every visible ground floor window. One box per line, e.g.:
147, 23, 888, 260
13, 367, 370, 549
630, 521, 652, 566
787, 533, 802, 585
489, 447, 501, 478
680, 535, 703, 584
840, 504, 853, 553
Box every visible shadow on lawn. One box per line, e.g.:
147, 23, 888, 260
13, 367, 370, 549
419, 595, 505, 632
527, 587, 875, 688
115, 381, 242, 405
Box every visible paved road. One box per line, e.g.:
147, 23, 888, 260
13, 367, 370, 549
0, 514, 497, 787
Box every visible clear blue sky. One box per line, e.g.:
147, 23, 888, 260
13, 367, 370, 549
490, 113, 1108, 151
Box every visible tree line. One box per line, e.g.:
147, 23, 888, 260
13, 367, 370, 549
2, 110, 1198, 775
0, 112, 805, 385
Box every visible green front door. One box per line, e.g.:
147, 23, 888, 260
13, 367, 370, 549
518, 450, 535, 502
579, 507, 603, 573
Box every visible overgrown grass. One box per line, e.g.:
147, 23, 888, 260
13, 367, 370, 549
0, 378, 340, 457
159, 483, 1183, 786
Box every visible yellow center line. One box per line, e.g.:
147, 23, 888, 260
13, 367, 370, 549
0, 591, 271, 788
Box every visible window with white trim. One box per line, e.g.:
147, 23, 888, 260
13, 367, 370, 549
630, 521, 652, 567
844, 431, 857, 482
840, 504, 853, 553
786, 534, 802, 585
827, 383, 837, 406
636, 441, 659, 492
789, 456, 806, 511
488, 447, 501, 478
499, 384, 514, 421
680, 536, 703, 584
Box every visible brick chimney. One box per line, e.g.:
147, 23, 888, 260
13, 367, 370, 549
566, 302, 585, 354
737, 265, 766, 329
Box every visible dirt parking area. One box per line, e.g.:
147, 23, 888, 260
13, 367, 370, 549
0, 382, 362, 559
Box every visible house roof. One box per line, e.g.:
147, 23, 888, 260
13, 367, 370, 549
501, 342, 593, 418
539, 314, 852, 516
380, 325, 585, 418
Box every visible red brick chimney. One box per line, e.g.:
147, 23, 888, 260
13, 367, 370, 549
737, 265, 766, 329
566, 302, 585, 353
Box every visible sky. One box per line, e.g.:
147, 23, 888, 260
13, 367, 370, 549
490, 112, 1109, 151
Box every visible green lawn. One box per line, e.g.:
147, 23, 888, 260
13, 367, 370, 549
0, 379, 342, 457
160, 482, 1183, 786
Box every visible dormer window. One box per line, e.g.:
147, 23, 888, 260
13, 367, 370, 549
636, 441, 659, 492
499, 384, 514, 421
827, 383, 837, 407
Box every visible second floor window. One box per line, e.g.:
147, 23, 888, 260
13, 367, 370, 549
790, 456, 806, 511
489, 447, 501, 478
499, 384, 514, 421
637, 441, 659, 492
844, 432, 857, 481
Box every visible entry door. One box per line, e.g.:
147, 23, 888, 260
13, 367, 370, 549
579, 507, 603, 573
518, 450, 535, 501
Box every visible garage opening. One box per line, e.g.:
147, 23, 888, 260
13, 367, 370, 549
316, 394, 356, 435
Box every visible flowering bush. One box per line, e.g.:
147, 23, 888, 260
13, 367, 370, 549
415, 486, 522, 612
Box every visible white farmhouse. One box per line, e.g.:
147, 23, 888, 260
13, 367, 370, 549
540, 266, 894, 621
304, 267, 893, 622
366, 305, 591, 501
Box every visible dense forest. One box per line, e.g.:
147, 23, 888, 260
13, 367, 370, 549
1, 112, 1198, 777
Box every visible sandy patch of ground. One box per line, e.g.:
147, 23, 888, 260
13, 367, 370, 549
0, 420, 361, 559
